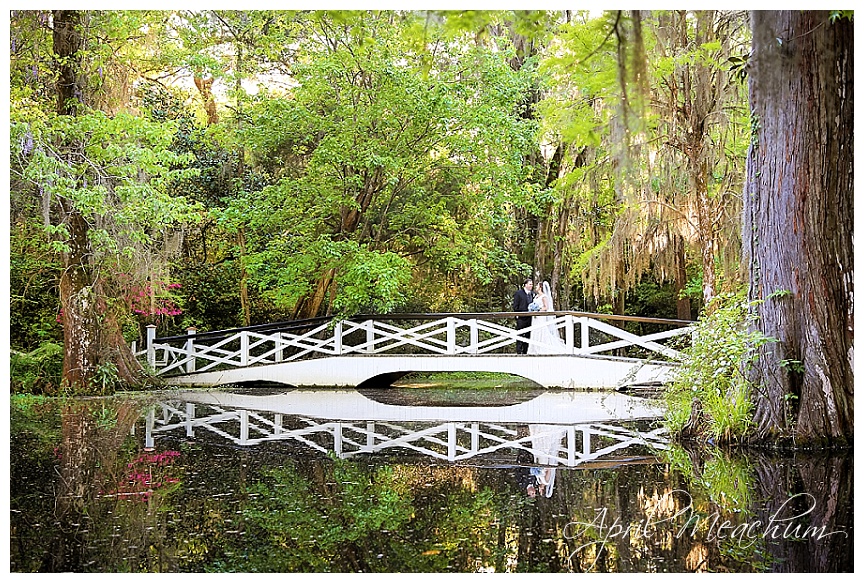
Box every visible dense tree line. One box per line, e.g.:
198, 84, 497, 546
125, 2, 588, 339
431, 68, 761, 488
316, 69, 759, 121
8, 10, 852, 445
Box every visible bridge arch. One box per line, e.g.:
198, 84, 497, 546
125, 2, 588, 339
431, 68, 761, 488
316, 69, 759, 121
355, 368, 544, 390
356, 371, 412, 389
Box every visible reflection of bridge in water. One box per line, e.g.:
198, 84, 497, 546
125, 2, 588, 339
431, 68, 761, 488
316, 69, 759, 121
143, 389, 669, 468
134, 312, 693, 389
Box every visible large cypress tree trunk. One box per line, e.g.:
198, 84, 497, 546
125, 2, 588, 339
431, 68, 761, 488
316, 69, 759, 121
54, 10, 99, 388
744, 11, 853, 444
54, 10, 145, 389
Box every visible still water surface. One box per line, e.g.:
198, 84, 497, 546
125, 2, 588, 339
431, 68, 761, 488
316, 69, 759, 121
9, 385, 853, 572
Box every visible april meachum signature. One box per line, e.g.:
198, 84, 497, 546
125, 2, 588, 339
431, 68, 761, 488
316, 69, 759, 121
563, 490, 848, 569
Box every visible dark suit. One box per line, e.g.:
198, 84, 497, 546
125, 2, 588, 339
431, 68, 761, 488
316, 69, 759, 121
512, 287, 534, 354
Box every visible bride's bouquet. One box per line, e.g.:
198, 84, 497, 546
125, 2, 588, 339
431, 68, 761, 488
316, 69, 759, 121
528, 300, 541, 312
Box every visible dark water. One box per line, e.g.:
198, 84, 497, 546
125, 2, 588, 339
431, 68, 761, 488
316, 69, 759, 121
9, 386, 853, 573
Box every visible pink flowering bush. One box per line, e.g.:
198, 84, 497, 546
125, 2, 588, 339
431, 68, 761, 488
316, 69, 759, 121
108, 449, 181, 501
128, 281, 184, 318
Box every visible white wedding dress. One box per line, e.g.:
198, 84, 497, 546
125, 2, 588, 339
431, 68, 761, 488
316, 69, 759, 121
528, 423, 565, 497
528, 283, 568, 355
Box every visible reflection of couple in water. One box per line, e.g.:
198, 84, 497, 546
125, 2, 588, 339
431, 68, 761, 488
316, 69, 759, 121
516, 424, 565, 498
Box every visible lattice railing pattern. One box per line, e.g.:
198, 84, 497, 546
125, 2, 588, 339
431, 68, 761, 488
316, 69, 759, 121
133, 313, 692, 377
144, 400, 669, 467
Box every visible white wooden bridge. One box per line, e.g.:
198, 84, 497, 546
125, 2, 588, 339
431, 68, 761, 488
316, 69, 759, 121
134, 312, 692, 390
141, 388, 670, 468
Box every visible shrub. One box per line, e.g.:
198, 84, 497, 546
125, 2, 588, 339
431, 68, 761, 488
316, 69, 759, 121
664, 292, 773, 442
10, 342, 64, 395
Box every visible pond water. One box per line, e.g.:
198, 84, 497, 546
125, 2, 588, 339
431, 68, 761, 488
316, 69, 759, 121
9, 385, 853, 573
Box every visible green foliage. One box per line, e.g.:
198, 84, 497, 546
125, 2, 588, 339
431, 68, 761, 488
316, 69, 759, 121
624, 278, 683, 320
172, 262, 248, 332
13, 110, 202, 242
333, 247, 413, 314
829, 11, 853, 22
7, 10, 758, 378
9, 221, 63, 350
10, 342, 64, 395
660, 443, 768, 571
766, 288, 791, 300
664, 292, 774, 441
221, 13, 536, 315
92, 362, 121, 396
233, 460, 413, 572
728, 53, 749, 83
699, 452, 753, 513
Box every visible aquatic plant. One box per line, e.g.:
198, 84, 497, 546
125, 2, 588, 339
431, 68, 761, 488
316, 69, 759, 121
664, 292, 773, 442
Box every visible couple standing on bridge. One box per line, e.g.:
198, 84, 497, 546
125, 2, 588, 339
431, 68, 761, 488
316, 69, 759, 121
512, 278, 568, 355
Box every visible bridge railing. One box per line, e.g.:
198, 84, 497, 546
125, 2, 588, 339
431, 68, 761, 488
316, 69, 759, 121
132, 312, 693, 377
143, 398, 669, 467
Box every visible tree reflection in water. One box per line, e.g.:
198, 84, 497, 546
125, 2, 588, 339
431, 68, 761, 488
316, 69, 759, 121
9, 394, 853, 573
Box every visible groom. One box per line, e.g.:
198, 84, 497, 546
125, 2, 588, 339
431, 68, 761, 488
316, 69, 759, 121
512, 278, 534, 354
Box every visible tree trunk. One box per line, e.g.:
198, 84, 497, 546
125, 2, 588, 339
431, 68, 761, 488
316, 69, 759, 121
58, 204, 100, 388
295, 174, 381, 319
673, 235, 692, 320
54, 10, 145, 389
55, 11, 98, 388
237, 228, 251, 326
687, 11, 719, 307
193, 75, 219, 125
744, 11, 853, 444
294, 267, 336, 320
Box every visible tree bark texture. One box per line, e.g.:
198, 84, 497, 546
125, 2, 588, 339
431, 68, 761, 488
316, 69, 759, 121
744, 11, 853, 443
674, 235, 692, 320
57, 205, 100, 387
53, 11, 83, 116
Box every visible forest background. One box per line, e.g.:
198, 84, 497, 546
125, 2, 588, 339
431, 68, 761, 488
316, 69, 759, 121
6, 9, 853, 445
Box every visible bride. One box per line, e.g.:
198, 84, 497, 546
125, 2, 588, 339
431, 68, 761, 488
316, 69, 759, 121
528, 281, 568, 355
526, 423, 566, 497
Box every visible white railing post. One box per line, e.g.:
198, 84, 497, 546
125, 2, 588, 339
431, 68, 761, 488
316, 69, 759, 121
145, 406, 155, 448
240, 331, 249, 366
275, 332, 284, 363
366, 422, 375, 448
365, 321, 376, 354
470, 423, 480, 453
239, 409, 249, 445
334, 423, 343, 455
580, 317, 590, 352
334, 320, 343, 355
146, 325, 157, 369
185, 327, 196, 373
185, 403, 195, 437
447, 318, 456, 354
447, 422, 457, 461
469, 319, 478, 354
582, 428, 591, 457
564, 315, 575, 354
